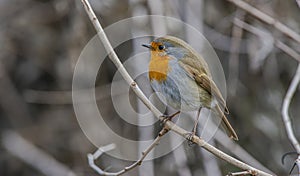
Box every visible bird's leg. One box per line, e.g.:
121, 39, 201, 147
161, 111, 180, 124
187, 107, 202, 145
192, 107, 202, 135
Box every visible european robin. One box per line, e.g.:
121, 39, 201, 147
142, 36, 238, 141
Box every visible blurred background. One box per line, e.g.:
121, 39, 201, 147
1, 0, 300, 175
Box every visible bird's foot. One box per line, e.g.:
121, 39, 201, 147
160, 111, 180, 125
160, 114, 170, 126
185, 131, 196, 146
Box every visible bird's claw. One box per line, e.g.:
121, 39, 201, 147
160, 111, 180, 126
160, 114, 171, 126
185, 132, 196, 146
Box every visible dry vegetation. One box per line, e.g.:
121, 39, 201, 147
0, 0, 300, 175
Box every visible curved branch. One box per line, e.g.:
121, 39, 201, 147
281, 64, 300, 175
281, 64, 300, 154
80, 0, 273, 175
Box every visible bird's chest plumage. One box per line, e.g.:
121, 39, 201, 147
148, 53, 170, 82
149, 58, 203, 111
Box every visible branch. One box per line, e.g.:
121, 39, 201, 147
80, 0, 273, 175
233, 18, 300, 63
275, 41, 300, 63
227, 0, 300, 44
214, 127, 276, 175
281, 64, 300, 175
234, 18, 300, 153
88, 128, 169, 176
233, 18, 300, 174
227, 170, 257, 176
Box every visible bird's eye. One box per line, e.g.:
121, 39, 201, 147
158, 45, 165, 50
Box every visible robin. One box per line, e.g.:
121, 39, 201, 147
142, 36, 238, 141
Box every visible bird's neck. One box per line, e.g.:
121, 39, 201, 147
148, 52, 171, 82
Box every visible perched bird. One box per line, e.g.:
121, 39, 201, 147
142, 36, 238, 140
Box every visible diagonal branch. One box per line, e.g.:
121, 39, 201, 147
227, 170, 257, 176
227, 0, 300, 44
88, 128, 170, 176
80, 0, 273, 175
233, 18, 300, 63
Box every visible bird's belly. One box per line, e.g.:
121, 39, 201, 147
150, 68, 203, 111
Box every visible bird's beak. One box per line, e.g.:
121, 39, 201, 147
142, 44, 153, 50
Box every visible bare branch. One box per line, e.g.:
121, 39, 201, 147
227, 0, 300, 44
227, 170, 257, 176
80, 0, 273, 175
275, 41, 300, 63
215, 129, 276, 175
232, 17, 300, 174
280, 42, 300, 175
281, 64, 300, 154
233, 18, 300, 174
233, 19, 300, 63
88, 128, 169, 176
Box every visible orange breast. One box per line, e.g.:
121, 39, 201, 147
148, 52, 171, 82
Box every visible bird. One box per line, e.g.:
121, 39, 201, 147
142, 36, 238, 141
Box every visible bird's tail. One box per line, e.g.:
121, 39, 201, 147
214, 105, 238, 141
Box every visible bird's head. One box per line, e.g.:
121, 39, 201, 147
142, 36, 188, 59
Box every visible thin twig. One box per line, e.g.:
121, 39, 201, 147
227, 170, 257, 176
281, 64, 300, 154
233, 17, 300, 174
233, 19, 300, 63
281, 59, 300, 176
227, 0, 300, 44
233, 18, 300, 174
80, 0, 273, 175
88, 127, 170, 176
282, 53, 300, 155
275, 41, 300, 63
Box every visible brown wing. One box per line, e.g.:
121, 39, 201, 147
179, 60, 238, 140
178, 61, 229, 114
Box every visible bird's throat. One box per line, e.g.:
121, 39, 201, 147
148, 54, 170, 82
